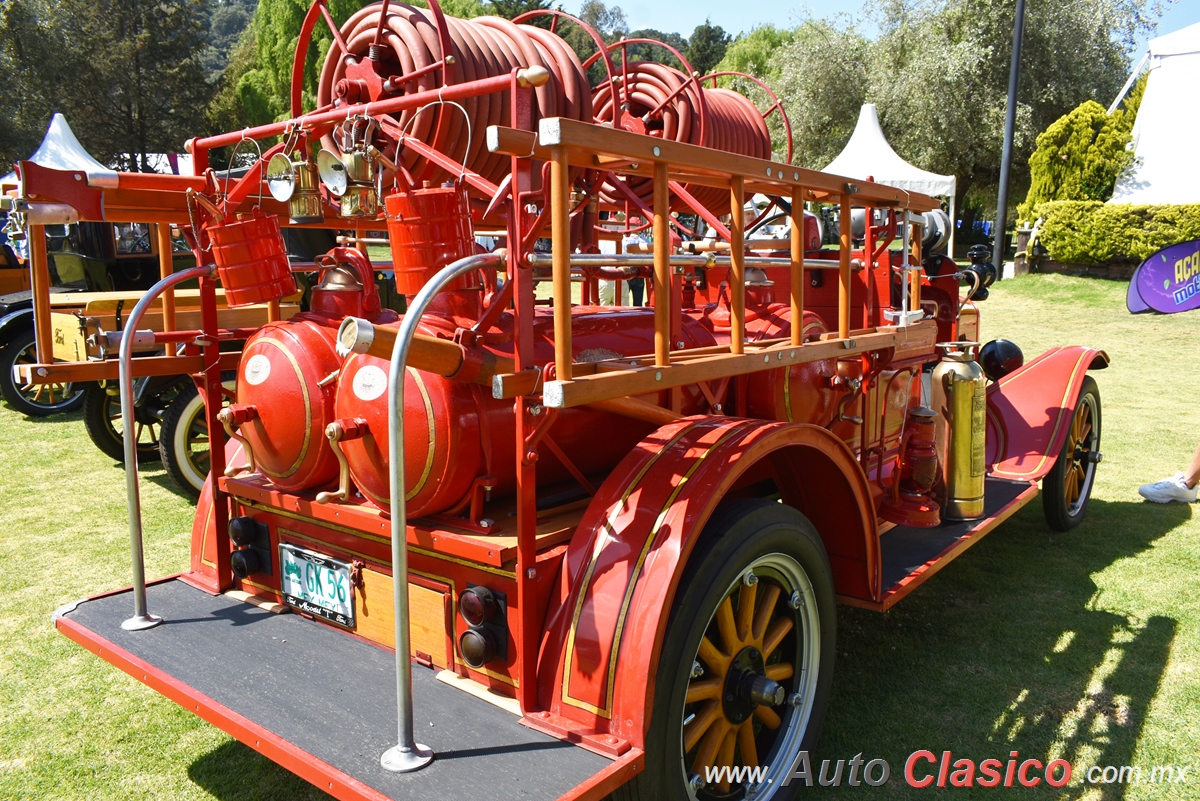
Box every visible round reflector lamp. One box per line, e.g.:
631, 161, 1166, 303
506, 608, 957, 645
459, 629, 497, 668
230, 549, 260, 579
979, 338, 1024, 382
459, 587, 498, 627
228, 516, 257, 547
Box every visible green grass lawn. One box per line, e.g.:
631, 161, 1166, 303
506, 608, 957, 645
1, 273, 1197, 800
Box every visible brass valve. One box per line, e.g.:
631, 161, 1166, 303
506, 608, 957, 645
218, 405, 259, 477
316, 418, 369, 504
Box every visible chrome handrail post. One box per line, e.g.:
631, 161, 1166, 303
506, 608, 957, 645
120, 264, 214, 631
380, 252, 500, 773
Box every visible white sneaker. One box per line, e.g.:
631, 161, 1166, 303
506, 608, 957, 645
1138, 473, 1199, 504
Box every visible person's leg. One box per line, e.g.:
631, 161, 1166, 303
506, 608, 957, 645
1185, 440, 1200, 489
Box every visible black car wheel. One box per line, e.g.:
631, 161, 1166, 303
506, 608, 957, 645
0, 330, 86, 416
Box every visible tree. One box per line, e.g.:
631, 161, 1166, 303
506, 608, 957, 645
624, 28, 689, 66
558, 0, 628, 84
685, 19, 730, 76
234, 0, 358, 124
0, 0, 60, 170
0, 0, 214, 172
769, 20, 871, 169
714, 24, 794, 81
862, 0, 1154, 216
207, 23, 264, 139
485, 0, 550, 21
202, 0, 256, 81
577, 0, 628, 40
1017, 87, 1142, 219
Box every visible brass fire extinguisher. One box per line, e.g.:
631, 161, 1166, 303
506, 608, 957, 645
932, 342, 987, 520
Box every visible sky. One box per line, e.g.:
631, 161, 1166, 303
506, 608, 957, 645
560, 0, 1200, 63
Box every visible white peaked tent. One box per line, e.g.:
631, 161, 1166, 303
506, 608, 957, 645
2, 113, 119, 188
1, 113, 193, 188
1110, 21, 1200, 205
823, 104, 957, 257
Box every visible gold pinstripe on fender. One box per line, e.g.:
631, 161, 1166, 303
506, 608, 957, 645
562, 420, 755, 716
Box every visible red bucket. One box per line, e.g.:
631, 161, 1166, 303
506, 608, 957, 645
208, 209, 296, 307
385, 185, 475, 296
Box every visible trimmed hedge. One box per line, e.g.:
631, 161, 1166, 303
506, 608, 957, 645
1031, 200, 1200, 265
1017, 101, 1134, 221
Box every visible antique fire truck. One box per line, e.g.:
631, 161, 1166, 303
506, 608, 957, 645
23, 2, 1106, 799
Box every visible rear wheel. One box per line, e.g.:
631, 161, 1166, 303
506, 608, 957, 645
1042, 376, 1101, 531
82, 377, 188, 463
617, 500, 836, 801
0, 330, 86, 415
159, 374, 236, 499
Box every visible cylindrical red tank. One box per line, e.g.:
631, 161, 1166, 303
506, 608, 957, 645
207, 209, 296, 307
385, 185, 477, 297
236, 318, 344, 490
695, 287, 840, 426
233, 246, 397, 493
335, 307, 718, 516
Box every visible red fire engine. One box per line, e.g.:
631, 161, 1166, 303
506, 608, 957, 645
16, 3, 1106, 799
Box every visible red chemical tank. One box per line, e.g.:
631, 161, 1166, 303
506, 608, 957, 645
232, 248, 393, 491
334, 306, 718, 516
695, 282, 840, 425
234, 319, 344, 490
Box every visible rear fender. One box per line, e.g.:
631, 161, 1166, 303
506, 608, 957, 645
536, 416, 877, 747
0, 308, 33, 349
180, 437, 245, 595
986, 345, 1109, 482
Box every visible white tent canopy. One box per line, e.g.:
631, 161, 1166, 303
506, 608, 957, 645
1110, 21, 1200, 205
822, 103, 957, 256
1, 113, 193, 188
2, 113, 118, 189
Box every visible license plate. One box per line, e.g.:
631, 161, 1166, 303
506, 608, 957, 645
279, 544, 355, 628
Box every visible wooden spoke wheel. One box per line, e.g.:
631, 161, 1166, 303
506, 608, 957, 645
1043, 376, 1101, 531
0, 330, 85, 416
159, 375, 236, 500
618, 500, 835, 801
82, 377, 189, 464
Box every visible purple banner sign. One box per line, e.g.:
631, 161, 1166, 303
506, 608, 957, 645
1129, 239, 1200, 314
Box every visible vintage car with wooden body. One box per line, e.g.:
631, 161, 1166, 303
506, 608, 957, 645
12, 3, 1106, 799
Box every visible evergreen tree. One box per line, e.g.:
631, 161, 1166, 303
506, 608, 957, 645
1018, 74, 1146, 219
624, 29, 689, 66
0, 0, 213, 171
685, 20, 730, 76
485, 0, 550, 22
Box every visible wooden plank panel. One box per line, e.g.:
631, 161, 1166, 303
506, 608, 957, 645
15, 351, 243, 383
355, 568, 450, 667
76, 304, 298, 332
487, 122, 935, 210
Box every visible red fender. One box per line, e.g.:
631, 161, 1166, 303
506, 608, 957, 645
986, 345, 1109, 481
181, 437, 246, 594
535, 416, 878, 747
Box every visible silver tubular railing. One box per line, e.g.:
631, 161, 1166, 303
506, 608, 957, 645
380, 252, 502, 773
119, 264, 214, 631
526, 252, 854, 270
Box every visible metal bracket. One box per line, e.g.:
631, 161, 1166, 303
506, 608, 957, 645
522, 403, 559, 465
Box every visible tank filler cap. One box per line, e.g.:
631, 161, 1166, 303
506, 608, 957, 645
336, 316, 374, 358
317, 266, 364, 291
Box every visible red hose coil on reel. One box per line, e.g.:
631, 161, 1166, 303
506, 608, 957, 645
316, 3, 593, 191
591, 61, 772, 217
